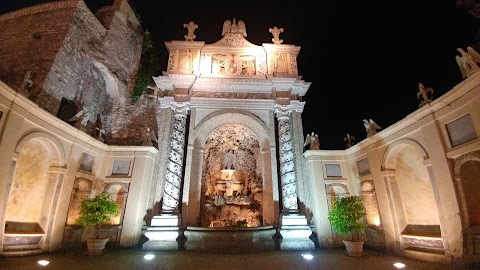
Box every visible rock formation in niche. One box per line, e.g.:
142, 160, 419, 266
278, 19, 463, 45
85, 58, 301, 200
200, 124, 263, 227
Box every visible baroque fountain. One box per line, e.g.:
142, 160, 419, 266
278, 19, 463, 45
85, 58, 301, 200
183, 124, 275, 252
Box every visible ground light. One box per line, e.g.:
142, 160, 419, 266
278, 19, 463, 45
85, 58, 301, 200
144, 254, 155, 260
393, 262, 406, 268
37, 260, 50, 266
301, 253, 314, 260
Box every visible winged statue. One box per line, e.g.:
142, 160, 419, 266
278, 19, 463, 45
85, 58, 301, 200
455, 46, 480, 79
363, 119, 382, 138
304, 132, 320, 150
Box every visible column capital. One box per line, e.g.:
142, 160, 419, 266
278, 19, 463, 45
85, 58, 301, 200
159, 97, 190, 117
274, 101, 305, 119
274, 104, 293, 120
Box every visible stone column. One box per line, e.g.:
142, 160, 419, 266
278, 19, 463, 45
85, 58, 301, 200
274, 104, 315, 250
143, 100, 190, 251
161, 101, 190, 213
274, 104, 299, 213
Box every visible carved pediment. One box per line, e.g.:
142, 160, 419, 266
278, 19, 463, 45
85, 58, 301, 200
211, 33, 257, 48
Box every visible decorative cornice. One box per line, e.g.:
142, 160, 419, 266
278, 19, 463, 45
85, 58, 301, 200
165, 40, 205, 50
190, 97, 275, 110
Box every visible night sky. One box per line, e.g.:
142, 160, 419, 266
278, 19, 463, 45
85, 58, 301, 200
2, 1, 480, 150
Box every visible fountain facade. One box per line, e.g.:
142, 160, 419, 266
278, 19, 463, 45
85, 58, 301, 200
200, 124, 263, 228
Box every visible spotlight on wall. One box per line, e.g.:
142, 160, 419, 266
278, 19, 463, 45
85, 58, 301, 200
144, 254, 155, 260
393, 262, 406, 268
37, 260, 50, 266
301, 253, 314, 260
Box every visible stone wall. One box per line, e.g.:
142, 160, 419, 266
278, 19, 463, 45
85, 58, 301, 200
0, 0, 152, 143
0, 1, 80, 99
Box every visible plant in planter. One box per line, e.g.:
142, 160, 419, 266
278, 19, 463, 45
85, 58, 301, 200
327, 195, 367, 257
76, 191, 119, 255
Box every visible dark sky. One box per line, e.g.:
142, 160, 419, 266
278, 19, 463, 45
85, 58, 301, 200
2, 1, 480, 150
128, 0, 478, 150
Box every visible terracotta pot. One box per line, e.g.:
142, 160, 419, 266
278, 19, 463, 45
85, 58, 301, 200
342, 240, 364, 257
87, 238, 109, 255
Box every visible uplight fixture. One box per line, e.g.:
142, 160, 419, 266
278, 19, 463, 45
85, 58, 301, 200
393, 262, 406, 268
144, 254, 155, 260
37, 260, 50, 266
301, 253, 314, 260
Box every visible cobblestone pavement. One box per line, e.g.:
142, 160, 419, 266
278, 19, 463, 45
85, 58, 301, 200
1, 247, 479, 270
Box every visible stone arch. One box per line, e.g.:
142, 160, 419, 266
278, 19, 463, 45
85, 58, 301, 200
66, 178, 93, 225
453, 154, 480, 227
326, 183, 349, 210
360, 180, 381, 226
15, 131, 66, 166
381, 138, 442, 252
103, 182, 129, 225
4, 131, 67, 252
382, 138, 428, 170
185, 109, 276, 227
193, 110, 273, 151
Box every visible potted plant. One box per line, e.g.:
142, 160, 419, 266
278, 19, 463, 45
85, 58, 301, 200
76, 191, 119, 255
327, 195, 367, 257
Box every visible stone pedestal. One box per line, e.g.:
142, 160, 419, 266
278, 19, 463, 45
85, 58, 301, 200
142, 214, 181, 250
278, 214, 315, 250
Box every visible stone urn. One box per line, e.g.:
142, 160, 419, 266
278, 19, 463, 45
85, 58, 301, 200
87, 238, 109, 255
342, 240, 364, 257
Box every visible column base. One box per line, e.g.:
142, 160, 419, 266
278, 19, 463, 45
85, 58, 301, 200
142, 214, 181, 250
278, 213, 315, 251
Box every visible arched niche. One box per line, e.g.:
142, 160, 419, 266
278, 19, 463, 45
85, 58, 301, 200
381, 139, 442, 251
326, 183, 349, 210
383, 139, 428, 170
186, 109, 275, 227
104, 182, 129, 225
193, 110, 273, 151
66, 178, 92, 225
453, 154, 480, 227
4, 131, 66, 244
14, 131, 66, 166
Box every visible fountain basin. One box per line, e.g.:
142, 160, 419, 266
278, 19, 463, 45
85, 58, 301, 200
183, 226, 276, 253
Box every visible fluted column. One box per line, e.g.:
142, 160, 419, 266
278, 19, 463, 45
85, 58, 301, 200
274, 104, 299, 213
161, 101, 190, 213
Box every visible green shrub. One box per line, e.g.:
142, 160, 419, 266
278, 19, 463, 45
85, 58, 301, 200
327, 196, 366, 241
76, 191, 119, 239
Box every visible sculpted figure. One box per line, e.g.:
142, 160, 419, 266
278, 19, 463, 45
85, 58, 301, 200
363, 119, 382, 138
344, 133, 355, 149
19, 71, 33, 95
456, 46, 480, 79
222, 20, 231, 36
269, 26, 284, 44
223, 149, 236, 169
183, 21, 198, 41
304, 132, 320, 150
144, 127, 158, 146
237, 20, 247, 37
222, 18, 247, 36
417, 82, 434, 107
274, 53, 287, 72
181, 49, 193, 69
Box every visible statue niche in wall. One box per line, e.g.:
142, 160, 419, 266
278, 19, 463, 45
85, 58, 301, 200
200, 124, 263, 228
212, 149, 248, 203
